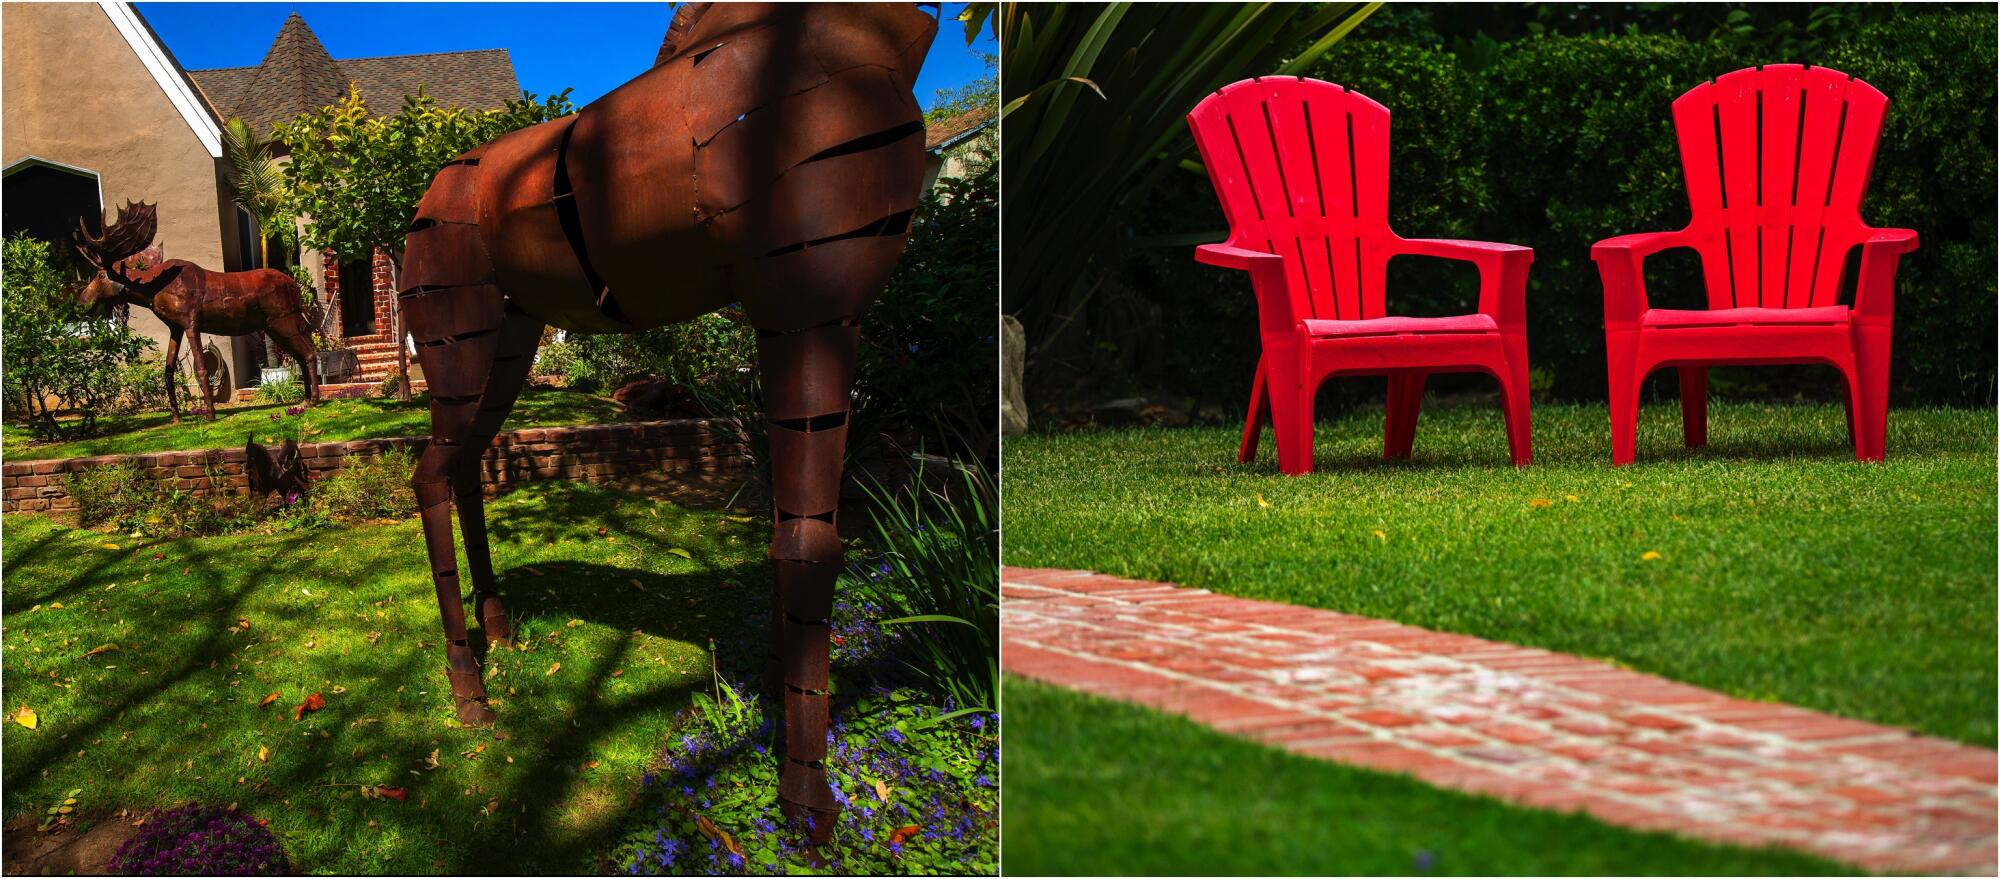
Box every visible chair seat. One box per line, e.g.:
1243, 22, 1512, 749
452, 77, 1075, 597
1642, 305, 1850, 329
1301, 314, 1499, 338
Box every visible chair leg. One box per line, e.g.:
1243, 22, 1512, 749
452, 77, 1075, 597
1499, 335, 1532, 466
1607, 331, 1642, 467
1852, 324, 1891, 462
1383, 372, 1425, 460
1239, 355, 1269, 464
1678, 366, 1708, 448
1266, 355, 1313, 475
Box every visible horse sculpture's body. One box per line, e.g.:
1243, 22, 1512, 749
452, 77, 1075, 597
397, 2, 935, 840
76, 203, 321, 421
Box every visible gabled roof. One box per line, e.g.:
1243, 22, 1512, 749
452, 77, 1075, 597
187, 12, 520, 136
103, 2, 223, 157
926, 105, 995, 153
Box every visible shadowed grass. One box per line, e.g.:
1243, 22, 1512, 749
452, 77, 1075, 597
1002, 401, 1996, 745
1001, 676, 1859, 875
1, 481, 770, 874
3, 386, 624, 461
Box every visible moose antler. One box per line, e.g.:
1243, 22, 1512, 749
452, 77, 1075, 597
73, 201, 158, 279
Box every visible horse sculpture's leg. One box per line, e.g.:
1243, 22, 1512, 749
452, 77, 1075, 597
162, 327, 184, 424
448, 314, 542, 649
752, 314, 862, 844
270, 314, 320, 404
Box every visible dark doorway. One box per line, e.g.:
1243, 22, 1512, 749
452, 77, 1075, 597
339, 256, 376, 336
3, 159, 101, 272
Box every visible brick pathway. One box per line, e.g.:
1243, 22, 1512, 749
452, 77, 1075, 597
1002, 567, 1998, 875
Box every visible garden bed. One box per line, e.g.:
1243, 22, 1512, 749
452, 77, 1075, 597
1002, 401, 1997, 746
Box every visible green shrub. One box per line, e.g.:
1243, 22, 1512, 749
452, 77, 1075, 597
1057, 11, 1996, 410
2, 233, 154, 437
112, 356, 194, 416
254, 376, 304, 406
310, 448, 415, 520
532, 339, 580, 384
564, 310, 756, 395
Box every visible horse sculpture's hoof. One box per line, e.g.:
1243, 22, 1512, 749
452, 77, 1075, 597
454, 698, 497, 727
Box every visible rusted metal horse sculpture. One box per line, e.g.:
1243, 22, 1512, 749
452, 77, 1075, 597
398, 2, 935, 840
75, 202, 320, 421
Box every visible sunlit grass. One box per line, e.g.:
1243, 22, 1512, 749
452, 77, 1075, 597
1003, 401, 1997, 745
2, 386, 624, 461
2, 481, 769, 873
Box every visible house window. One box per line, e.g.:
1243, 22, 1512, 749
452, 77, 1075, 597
2, 158, 102, 273
339, 256, 376, 337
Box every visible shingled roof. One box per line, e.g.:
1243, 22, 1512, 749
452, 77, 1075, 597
188, 12, 520, 137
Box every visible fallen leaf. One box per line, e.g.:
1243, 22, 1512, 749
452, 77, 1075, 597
596, 527, 608, 536
889, 824, 922, 846
580, 760, 599, 772
481, 798, 500, 816
293, 692, 326, 721
1371, 529, 1387, 542
330, 685, 347, 694
376, 786, 407, 802
1255, 494, 1271, 508
258, 693, 281, 708
237, 618, 251, 630
667, 548, 693, 560
82, 643, 120, 659
1564, 494, 1581, 503
874, 778, 892, 801
610, 669, 623, 678
102, 543, 120, 550
629, 579, 646, 592
48, 602, 63, 610
694, 815, 722, 841
721, 831, 744, 857
545, 662, 561, 677
1641, 550, 1663, 561
13, 707, 38, 730
1529, 498, 1553, 508
566, 619, 583, 628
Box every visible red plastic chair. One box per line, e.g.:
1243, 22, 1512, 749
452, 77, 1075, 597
1594, 65, 1918, 465
1188, 77, 1534, 475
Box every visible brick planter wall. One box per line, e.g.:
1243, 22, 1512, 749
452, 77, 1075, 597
1, 419, 747, 514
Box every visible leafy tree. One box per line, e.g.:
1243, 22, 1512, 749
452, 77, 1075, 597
2, 233, 154, 437
274, 85, 575, 398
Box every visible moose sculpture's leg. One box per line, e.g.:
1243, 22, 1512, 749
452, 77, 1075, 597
448, 314, 543, 648
753, 315, 860, 844
187, 321, 215, 421
162, 327, 185, 424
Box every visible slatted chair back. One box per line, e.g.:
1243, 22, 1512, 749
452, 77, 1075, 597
1188, 76, 1396, 323
1671, 65, 1890, 310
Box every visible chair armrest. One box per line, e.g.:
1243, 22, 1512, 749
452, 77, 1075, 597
1853, 228, 1919, 322
1393, 238, 1533, 330
1591, 230, 1693, 328
1195, 242, 1302, 336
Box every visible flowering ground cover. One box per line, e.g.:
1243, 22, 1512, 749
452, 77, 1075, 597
0, 480, 780, 873
1, 385, 622, 461
1003, 677, 1852, 876
1003, 401, 1996, 746
610, 595, 999, 875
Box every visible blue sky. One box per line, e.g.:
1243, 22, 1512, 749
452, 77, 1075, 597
136, 2, 996, 110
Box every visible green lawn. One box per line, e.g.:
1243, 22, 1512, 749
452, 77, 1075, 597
1, 481, 770, 874
1001, 677, 1855, 876
2, 386, 624, 461
1003, 401, 1997, 745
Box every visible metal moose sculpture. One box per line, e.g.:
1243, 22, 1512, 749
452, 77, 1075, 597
75, 202, 321, 421
397, 2, 935, 840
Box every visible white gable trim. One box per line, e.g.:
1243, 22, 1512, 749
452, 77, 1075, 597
97, 1, 222, 158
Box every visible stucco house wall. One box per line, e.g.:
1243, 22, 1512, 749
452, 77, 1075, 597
3, 1, 251, 395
